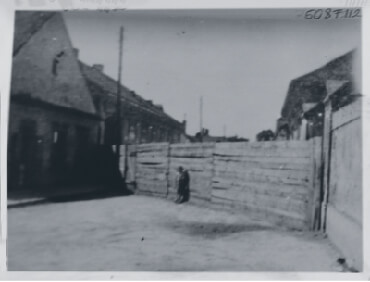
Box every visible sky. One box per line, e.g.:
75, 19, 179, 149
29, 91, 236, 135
63, 9, 361, 140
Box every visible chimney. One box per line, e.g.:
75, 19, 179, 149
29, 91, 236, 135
73, 48, 79, 58
93, 64, 104, 72
182, 120, 187, 132
154, 104, 163, 111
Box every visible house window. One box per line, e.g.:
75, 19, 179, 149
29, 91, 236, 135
52, 51, 65, 76
51, 122, 68, 170
152, 126, 157, 142
148, 125, 153, 143
129, 124, 136, 143
76, 126, 89, 148
104, 117, 118, 145
159, 128, 164, 142
141, 124, 148, 144
53, 131, 58, 143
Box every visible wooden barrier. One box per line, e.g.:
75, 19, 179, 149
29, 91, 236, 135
325, 99, 362, 270
127, 139, 321, 230
211, 140, 318, 230
135, 143, 169, 196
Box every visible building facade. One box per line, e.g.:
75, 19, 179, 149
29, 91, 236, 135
79, 61, 187, 146
8, 12, 100, 190
277, 49, 359, 140
8, 11, 188, 191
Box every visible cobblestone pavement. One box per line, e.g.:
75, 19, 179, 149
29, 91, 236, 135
8, 195, 341, 271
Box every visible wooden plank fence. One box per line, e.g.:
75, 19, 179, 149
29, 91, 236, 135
134, 143, 169, 197
122, 138, 322, 230
325, 98, 362, 269
212, 140, 319, 229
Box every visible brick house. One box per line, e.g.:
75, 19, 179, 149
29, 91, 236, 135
79, 61, 187, 145
8, 12, 100, 190
278, 49, 359, 140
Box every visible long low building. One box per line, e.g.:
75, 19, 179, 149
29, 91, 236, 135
79, 60, 187, 145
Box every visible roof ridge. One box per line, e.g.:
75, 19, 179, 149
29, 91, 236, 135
13, 12, 57, 56
293, 50, 353, 82
79, 61, 179, 123
280, 49, 355, 118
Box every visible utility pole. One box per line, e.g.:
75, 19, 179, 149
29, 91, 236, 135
200, 96, 203, 142
116, 26, 124, 166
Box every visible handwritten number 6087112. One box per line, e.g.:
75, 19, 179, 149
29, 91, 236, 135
304, 8, 361, 19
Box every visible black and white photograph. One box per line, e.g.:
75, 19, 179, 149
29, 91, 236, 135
5, 6, 363, 273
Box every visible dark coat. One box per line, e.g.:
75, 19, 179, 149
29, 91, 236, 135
178, 170, 190, 197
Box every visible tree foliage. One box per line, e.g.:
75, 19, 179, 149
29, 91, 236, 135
256, 130, 275, 141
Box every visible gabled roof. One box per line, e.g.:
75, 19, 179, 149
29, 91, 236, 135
302, 103, 317, 113
11, 12, 97, 115
11, 11, 182, 124
13, 12, 56, 56
326, 80, 349, 98
281, 49, 355, 120
79, 61, 180, 123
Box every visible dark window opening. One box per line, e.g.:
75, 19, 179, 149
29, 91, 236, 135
16, 119, 39, 187
104, 117, 119, 145
52, 51, 65, 76
51, 122, 69, 171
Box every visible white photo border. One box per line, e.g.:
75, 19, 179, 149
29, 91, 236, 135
0, 0, 369, 280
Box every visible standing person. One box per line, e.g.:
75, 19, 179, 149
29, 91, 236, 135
175, 166, 190, 203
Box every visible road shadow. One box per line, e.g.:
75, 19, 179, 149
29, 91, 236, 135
8, 145, 134, 208
8, 187, 133, 209
166, 220, 273, 239
47, 189, 133, 203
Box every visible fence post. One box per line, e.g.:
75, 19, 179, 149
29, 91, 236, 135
132, 143, 138, 188
310, 137, 323, 231
321, 99, 333, 232
130, 143, 138, 191
210, 142, 216, 203
166, 142, 170, 198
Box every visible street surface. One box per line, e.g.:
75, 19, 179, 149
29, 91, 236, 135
8, 195, 340, 271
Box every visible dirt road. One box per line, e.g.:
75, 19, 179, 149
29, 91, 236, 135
8, 195, 340, 271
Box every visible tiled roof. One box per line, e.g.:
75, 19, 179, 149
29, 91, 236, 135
79, 62, 180, 123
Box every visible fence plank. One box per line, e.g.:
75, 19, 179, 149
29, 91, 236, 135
214, 156, 311, 169
128, 140, 316, 230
